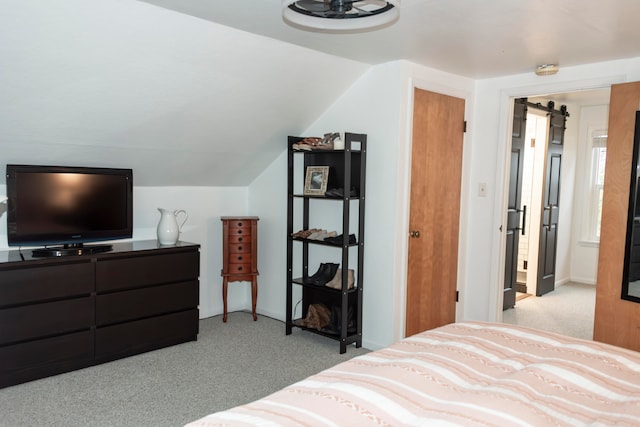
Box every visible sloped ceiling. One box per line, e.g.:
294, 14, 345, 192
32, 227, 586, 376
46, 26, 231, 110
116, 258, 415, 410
4, 1, 639, 187
142, 0, 640, 78
0, 0, 368, 186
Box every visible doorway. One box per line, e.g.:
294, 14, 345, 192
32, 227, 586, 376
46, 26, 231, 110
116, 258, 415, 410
516, 108, 551, 298
501, 88, 609, 335
504, 98, 567, 309
405, 88, 465, 337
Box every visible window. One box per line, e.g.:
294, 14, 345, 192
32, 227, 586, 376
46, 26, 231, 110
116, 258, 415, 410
587, 129, 607, 242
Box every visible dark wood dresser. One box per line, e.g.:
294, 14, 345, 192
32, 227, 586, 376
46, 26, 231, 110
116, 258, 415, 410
0, 240, 200, 388
221, 216, 259, 322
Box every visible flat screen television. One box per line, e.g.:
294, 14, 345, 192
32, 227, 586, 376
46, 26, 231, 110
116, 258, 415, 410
6, 165, 133, 256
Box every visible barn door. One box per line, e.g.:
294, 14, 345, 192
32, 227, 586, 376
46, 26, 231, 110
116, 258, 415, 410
537, 105, 567, 296
504, 99, 528, 309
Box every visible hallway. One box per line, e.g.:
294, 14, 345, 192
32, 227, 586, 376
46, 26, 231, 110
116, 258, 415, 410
502, 282, 595, 340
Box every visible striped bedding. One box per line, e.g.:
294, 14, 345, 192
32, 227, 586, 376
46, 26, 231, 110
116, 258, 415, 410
186, 322, 640, 426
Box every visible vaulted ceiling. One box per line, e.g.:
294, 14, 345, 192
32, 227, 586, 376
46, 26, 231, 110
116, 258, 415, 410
0, 0, 368, 186
2, 0, 639, 186
142, 0, 640, 78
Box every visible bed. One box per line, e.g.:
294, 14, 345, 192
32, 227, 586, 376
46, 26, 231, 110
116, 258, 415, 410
186, 321, 640, 426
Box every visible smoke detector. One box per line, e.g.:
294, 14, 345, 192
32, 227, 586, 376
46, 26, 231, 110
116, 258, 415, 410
535, 64, 559, 76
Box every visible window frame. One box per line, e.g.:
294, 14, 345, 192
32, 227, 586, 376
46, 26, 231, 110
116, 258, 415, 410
585, 128, 607, 243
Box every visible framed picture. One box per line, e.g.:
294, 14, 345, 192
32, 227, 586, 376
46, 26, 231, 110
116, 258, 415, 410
304, 166, 329, 196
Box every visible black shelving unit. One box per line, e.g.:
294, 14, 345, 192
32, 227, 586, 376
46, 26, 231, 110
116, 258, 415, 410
285, 133, 366, 353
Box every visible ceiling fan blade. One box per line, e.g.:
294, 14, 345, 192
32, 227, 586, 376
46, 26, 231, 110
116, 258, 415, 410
352, 7, 374, 15
289, 0, 394, 19
354, 0, 389, 7
294, 0, 332, 13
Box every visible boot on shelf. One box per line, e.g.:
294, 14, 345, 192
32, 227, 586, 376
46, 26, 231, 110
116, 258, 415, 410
325, 268, 355, 290
308, 263, 339, 286
322, 305, 356, 335
296, 303, 331, 330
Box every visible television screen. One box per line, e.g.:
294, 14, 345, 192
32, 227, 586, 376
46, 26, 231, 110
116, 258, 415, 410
6, 165, 133, 248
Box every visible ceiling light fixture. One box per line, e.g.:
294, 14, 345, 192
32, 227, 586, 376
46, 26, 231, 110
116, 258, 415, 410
535, 64, 559, 76
282, 0, 400, 32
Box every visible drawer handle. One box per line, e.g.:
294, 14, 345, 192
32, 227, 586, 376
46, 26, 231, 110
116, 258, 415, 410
238, 266, 243, 271
238, 256, 243, 261
237, 229, 243, 234
238, 246, 243, 251
237, 222, 243, 226
238, 237, 243, 242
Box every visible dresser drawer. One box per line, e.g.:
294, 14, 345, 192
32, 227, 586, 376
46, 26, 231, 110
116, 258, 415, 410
228, 253, 251, 263
229, 225, 252, 236
0, 262, 94, 308
96, 250, 199, 292
229, 243, 251, 254
96, 280, 199, 326
228, 233, 252, 244
0, 330, 94, 385
95, 309, 198, 360
0, 297, 94, 345
227, 263, 252, 274
228, 220, 254, 228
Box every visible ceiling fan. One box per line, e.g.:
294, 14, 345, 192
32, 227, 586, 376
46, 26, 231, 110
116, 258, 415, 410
282, 0, 400, 31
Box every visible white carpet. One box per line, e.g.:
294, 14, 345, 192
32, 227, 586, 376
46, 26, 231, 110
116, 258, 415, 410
502, 282, 596, 340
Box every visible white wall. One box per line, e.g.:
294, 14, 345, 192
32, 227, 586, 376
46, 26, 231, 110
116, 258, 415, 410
248, 62, 405, 349
472, 57, 640, 322
570, 104, 610, 284
133, 186, 249, 318
305, 62, 406, 349
556, 101, 580, 287
247, 60, 476, 350
247, 151, 288, 320
0, 184, 248, 319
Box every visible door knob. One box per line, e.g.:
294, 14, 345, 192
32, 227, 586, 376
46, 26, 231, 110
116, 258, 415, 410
410, 230, 421, 238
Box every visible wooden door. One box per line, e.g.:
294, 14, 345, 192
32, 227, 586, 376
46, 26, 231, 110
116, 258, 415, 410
405, 88, 465, 337
536, 109, 566, 296
594, 81, 640, 351
504, 99, 527, 310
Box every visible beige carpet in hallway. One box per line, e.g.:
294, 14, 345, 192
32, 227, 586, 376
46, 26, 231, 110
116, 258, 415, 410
502, 282, 596, 340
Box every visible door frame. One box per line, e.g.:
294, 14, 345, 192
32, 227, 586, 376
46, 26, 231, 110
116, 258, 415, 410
491, 77, 624, 322
393, 77, 473, 342
523, 109, 551, 297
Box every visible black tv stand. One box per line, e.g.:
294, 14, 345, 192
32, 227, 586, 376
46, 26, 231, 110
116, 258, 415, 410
32, 243, 113, 257
0, 240, 200, 388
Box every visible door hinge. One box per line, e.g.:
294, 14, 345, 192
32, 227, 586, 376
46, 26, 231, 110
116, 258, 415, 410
463, 121, 467, 133
456, 291, 459, 302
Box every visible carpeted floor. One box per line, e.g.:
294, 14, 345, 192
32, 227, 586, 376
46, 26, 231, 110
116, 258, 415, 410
0, 312, 368, 427
502, 282, 596, 340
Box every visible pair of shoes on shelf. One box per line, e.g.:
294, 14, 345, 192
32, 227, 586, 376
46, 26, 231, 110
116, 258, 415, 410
321, 305, 356, 335
324, 187, 359, 198
325, 268, 355, 290
292, 137, 321, 151
292, 133, 340, 151
291, 228, 321, 238
324, 234, 357, 245
309, 263, 339, 286
296, 303, 331, 330
311, 132, 340, 150
308, 230, 337, 240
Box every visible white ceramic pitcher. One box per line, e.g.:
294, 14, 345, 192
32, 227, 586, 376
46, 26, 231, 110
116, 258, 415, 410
157, 208, 188, 245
